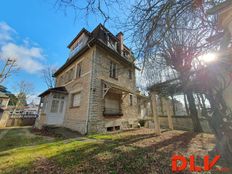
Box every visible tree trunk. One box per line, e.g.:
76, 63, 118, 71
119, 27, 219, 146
184, 93, 190, 116
196, 93, 208, 118
186, 91, 203, 132
206, 91, 232, 167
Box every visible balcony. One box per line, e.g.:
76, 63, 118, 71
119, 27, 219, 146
103, 107, 123, 117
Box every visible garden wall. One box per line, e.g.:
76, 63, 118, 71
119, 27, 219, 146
159, 116, 212, 133
6, 117, 36, 127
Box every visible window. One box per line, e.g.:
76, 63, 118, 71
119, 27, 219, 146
115, 126, 120, 130
110, 61, 117, 79
72, 39, 83, 51
129, 94, 133, 106
64, 73, 68, 83
128, 70, 132, 79
51, 100, 59, 113
71, 92, 81, 107
59, 101, 64, 113
76, 63, 82, 78
105, 97, 120, 114
60, 75, 64, 85
68, 68, 74, 81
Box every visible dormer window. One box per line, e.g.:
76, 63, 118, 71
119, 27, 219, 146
69, 38, 84, 58
123, 50, 130, 59
73, 39, 83, 51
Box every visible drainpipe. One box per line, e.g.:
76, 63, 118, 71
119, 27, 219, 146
85, 46, 96, 135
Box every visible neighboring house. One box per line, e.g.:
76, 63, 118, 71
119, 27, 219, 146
23, 103, 39, 117
0, 92, 10, 110
36, 24, 140, 134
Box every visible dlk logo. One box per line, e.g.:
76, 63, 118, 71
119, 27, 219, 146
172, 155, 221, 172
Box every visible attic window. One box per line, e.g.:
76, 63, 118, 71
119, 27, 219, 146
73, 39, 83, 51
70, 39, 84, 58
123, 50, 129, 58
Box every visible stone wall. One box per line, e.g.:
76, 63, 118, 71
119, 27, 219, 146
56, 47, 94, 134
159, 116, 212, 133
53, 44, 139, 134
6, 117, 36, 127
0, 111, 9, 127
87, 46, 139, 133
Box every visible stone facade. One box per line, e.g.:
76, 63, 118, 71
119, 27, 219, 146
87, 46, 139, 133
55, 47, 94, 134
37, 24, 139, 134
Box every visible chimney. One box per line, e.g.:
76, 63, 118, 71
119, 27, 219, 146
116, 32, 124, 55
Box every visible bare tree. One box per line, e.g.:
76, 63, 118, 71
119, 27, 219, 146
41, 65, 57, 88
54, 0, 121, 24
12, 81, 34, 115
0, 58, 17, 84
126, 0, 231, 166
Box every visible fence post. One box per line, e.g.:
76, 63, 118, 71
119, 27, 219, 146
151, 92, 161, 135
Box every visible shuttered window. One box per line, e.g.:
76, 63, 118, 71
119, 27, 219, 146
72, 92, 81, 107
105, 98, 120, 114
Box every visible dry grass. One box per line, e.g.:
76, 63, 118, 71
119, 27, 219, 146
0, 127, 216, 174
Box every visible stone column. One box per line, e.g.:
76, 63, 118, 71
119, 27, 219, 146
151, 91, 161, 135
163, 97, 174, 130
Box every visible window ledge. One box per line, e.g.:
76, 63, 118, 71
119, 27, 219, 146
69, 106, 80, 109
109, 77, 118, 80
103, 113, 123, 117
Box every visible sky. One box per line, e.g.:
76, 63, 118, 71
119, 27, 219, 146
0, 0, 126, 103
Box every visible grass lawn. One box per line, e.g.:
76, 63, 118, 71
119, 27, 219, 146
0, 127, 216, 174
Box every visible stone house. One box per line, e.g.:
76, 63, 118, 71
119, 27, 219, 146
0, 92, 10, 110
35, 24, 140, 134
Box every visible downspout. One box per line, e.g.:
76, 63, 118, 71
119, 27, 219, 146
85, 45, 96, 135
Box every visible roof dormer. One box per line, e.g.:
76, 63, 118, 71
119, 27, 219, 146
68, 29, 90, 58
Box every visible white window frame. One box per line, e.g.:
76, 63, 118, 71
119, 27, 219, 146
110, 61, 118, 79
76, 63, 82, 79
71, 92, 81, 107
50, 100, 59, 113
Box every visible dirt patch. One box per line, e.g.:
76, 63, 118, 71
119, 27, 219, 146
32, 126, 82, 139
30, 157, 64, 174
